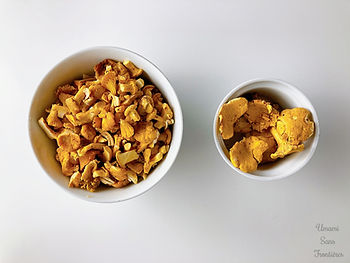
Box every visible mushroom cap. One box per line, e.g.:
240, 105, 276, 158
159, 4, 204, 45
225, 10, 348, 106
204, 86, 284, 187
229, 136, 269, 173
270, 127, 305, 159
116, 150, 139, 168
134, 122, 159, 147
219, 97, 248, 140
244, 99, 279, 132
248, 129, 277, 163
120, 119, 134, 139
57, 129, 81, 152
234, 116, 252, 134
101, 71, 117, 95
276, 107, 314, 145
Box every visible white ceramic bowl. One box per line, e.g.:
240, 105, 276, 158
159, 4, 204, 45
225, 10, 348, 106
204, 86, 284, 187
29, 46, 183, 202
213, 79, 319, 181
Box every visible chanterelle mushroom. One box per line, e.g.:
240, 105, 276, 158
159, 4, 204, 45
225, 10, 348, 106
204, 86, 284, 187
234, 116, 252, 134
80, 160, 100, 192
139, 95, 154, 115
79, 150, 99, 170
219, 97, 248, 140
52, 104, 69, 118
125, 104, 141, 122
126, 170, 138, 184
78, 143, 105, 156
229, 136, 269, 173
275, 108, 314, 145
244, 99, 279, 132
102, 146, 113, 162
123, 60, 143, 78
81, 124, 96, 141
56, 148, 79, 176
92, 168, 109, 179
46, 109, 62, 129
248, 130, 277, 163
120, 119, 134, 139
38, 58, 174, 191
158, 129, 172, 145
144, 145, 168, 174
127, 162, 143, 174
100, 131, 114, 146
134, 122, 159, 152
116, 150, 139, 168
270, 108, 314, 159
101, 112, 116, 132
101, 71, 117, 95
38, 117, 59, 140
68, 171, 81, 188
104, 162, 128, 181
57, 129, 81, 152
119, 80, 138, 94
217, 93, 315, 173
94, 59, 118, 79
270, 127, 304, 159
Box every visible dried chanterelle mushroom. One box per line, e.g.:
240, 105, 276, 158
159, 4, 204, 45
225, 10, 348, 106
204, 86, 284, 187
230, 136, 269, 173
270, 108, 314, 159
39, 59, 174, 192
218, 94, 314, 173
218, 97, 248, 140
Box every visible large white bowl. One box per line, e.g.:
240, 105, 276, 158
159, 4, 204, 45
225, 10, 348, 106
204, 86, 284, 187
213, 79, 320, 181
29, 46, 183, 202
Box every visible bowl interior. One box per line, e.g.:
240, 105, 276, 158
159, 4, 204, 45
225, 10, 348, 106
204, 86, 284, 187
29, 47, 183, 202
214, 79, 319, 180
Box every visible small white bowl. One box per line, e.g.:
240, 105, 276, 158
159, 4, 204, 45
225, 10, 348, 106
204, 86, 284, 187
213, 78, 320, 181
29, 46, 183, 202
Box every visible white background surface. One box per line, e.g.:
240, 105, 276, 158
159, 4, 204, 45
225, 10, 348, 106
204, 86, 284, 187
1, 0, 350, 262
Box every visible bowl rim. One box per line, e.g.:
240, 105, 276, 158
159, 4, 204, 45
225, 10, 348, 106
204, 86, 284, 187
28, 46, 183, 202
213, 78, 320, 181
